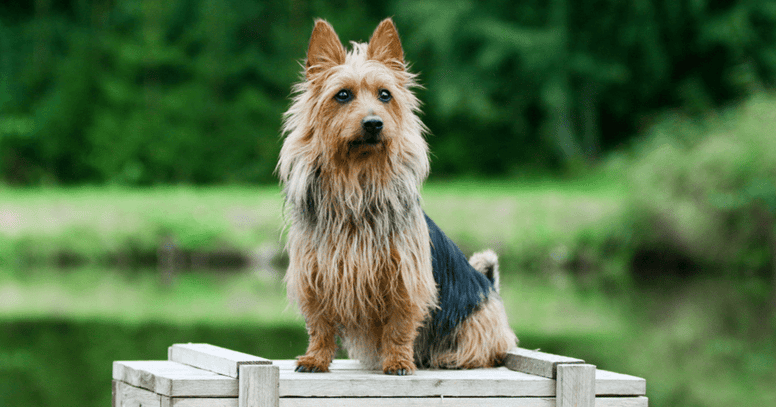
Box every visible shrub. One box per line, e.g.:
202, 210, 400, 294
625, 94, 776, 280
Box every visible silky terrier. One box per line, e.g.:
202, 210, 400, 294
278, 18, 517, 375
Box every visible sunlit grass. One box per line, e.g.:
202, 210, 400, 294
0, 176, 626, 267
423, 177, 624, 254
0, 185, 283, 246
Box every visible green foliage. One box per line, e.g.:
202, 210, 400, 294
625, 94, 776, 278
2, 0, 776, 184
394, 0, 776, 173
86, 0, 285, 184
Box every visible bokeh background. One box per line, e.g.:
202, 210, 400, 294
1, 0, 775, 406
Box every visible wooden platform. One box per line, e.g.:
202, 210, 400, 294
113, 343, 647, 406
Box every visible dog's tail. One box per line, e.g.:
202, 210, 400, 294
469, 249, 500, 293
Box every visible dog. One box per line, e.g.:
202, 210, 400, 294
278, 18, 517, 375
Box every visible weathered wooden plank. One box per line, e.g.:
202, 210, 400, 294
276, 397, 648, 407
162, 396, 238, 407
275, 360, 554, 397
239, 364, 279, 407
113, 380, 162, 407
596, 397, 649, 407
273, 360, 645, 398
114, 357, 645, 402
276, 359, 367, 370
505, 348, 585, 379
557, 364, 596, 407
169, 343, 271, 378
279, 398, 555, 407
156, 397, 646, 407
113, 361, 238, 397
595, 370, 646, 396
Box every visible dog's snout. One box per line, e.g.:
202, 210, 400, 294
362, 115, 383, 135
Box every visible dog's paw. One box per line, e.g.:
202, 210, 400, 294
383, 359, 416, 376
294, 356, 330, 373
295, 364, 325, 373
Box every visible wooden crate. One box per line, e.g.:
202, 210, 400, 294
113, 343, 647, 407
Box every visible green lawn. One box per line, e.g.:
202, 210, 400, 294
0, 177, 625, 269
0, 185, 284, 257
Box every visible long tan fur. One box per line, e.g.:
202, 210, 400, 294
279, 19, 436, 374
278, 18, 516, 375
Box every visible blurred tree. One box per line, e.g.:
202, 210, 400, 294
1, 0, 775, 183
394, 0, 776, 172
86, 0, 287, 184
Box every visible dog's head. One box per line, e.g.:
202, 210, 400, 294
279, 19, 429, 185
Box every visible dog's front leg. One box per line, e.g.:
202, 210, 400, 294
380, 287, 423, 375
295, 301, 338, 373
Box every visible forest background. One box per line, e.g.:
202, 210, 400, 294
1, 1, 776, 406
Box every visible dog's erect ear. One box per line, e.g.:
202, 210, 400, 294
306, 19, 346, 79
367, 18, 405, 70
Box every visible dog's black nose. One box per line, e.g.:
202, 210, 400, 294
362, 116, 383, 135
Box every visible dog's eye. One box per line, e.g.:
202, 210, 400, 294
378, 89, 392, 103
334, 89, 353, 103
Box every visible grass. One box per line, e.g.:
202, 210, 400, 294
422, 177, 625, 267
0, 177, 625, 270
0, 185, 279, 235
0, 185, 285, 267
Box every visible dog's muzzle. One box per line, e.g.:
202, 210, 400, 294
359, 115, 384, 144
